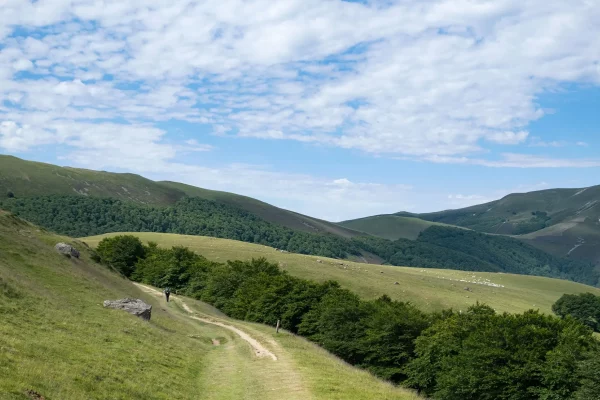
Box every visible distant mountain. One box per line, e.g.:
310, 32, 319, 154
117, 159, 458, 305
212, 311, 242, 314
0, 155, 362, 238
343, 186, 600, 266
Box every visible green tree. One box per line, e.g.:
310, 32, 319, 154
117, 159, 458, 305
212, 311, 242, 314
96, 235, 145, 277
552, 293, 600, 332
575, 348, 600, 400
406, 304, 596, 400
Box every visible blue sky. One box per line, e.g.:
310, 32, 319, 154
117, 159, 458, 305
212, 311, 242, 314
1, 0, 599, 221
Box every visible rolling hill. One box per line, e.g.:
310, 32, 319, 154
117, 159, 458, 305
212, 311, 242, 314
0, 212, 419, 400
401, 185, 600, 236
343, 185, 600, 266
0, 155, 362, 238
82, 231, 600, 315
339, 215, 455, 240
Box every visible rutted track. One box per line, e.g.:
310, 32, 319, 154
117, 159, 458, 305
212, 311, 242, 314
134, 283, 277, 360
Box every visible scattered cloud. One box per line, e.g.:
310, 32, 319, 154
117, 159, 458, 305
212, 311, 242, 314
0, 0, 598, 165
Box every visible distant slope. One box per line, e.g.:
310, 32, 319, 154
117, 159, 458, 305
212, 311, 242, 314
159, 181, 362, 238
82, 231, 600, 315
0, 155, 362, 238
403, 185, 600, 236
395, 185, 600, 264
339, 215, 454, 240
0, 213, 418, 400
0, 155, 185, 206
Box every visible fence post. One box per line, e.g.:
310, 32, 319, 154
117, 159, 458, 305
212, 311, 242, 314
276, 319, 280, 334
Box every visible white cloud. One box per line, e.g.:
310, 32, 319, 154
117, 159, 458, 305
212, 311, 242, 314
487, 131, 529, 145
426, 153, 600, 168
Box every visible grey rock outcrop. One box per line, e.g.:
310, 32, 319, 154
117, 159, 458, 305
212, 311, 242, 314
55, 243, 80, 258
103, 298, 152, 321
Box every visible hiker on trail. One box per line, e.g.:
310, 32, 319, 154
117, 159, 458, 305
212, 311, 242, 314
164, 287, 171, 302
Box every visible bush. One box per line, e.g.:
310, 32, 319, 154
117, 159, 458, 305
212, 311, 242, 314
552, 293, 600, 332
95, 235, 145, 277
6, 191, 14, 198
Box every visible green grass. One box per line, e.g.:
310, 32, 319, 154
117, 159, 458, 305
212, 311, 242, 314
0, 155, 184, 206
339, 214, 455, 240
404, 185, 600, 236
82, 232, 600, 315
0, 214, 419, 399
0, 155, 363, 238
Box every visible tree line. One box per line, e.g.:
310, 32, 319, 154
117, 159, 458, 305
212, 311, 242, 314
2, 195, 598, 286
94, 235, 600, 400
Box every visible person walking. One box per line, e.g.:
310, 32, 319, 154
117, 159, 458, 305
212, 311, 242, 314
164, 287, 171, 302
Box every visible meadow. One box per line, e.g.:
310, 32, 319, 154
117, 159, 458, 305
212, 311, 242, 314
83, 232, 600, 314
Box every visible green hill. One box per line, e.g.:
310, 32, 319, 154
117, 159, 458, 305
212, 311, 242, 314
398, 185, 600, 235
0, 155, 361, 238
82, 231, 600, 315
347, 185, 600, 266
339, 215, 454, 240
0, 212, 419, 400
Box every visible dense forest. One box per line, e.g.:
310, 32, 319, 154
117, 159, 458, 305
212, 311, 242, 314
2, 195, 598, 286
94, 235, 600, 400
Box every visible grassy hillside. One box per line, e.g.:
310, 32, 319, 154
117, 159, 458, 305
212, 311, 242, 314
0, 155, 362, 238
160, 181, 362, 238
0, 155, 184, 206
0, 213, 419, 400
354, 185, 600, 266
82, 232, 600, 315
403, 185, 600, 235
339, 215, 454, 240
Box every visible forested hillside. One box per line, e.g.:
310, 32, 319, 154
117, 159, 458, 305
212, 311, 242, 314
0, 155, 360, 237
398, 185, 600, 235
3, 195, 598, 287
345, 186, 600, 266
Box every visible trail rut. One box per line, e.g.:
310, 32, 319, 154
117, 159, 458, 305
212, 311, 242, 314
134, 283, 277, 360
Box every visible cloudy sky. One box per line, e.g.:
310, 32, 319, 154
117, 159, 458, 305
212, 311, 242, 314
1, 0, 599, 221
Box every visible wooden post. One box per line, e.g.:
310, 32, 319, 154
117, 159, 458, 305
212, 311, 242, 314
276, 319, 280, 334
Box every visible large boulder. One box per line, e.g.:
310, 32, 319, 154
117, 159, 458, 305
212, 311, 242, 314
55, 243, 80, 258
103, 298, 152, 321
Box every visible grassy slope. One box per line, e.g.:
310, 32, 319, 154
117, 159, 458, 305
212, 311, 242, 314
338, 215, 454, 240
158, 181, 363, 238
0, 213, 418, 400
407, 185, 600, 234
0, 155, 363, 238
82, 232, 600, 315
0, 155, 184, 206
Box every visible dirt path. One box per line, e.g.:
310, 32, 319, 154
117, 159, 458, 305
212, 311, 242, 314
134, 283, 277, 360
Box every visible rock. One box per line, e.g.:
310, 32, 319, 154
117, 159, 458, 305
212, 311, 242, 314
394, 281, 400, 285
55, 243, 80, 258
316, 260, 322, 263
464, 287, 472, 292
103, 298, 152, 321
